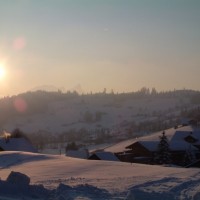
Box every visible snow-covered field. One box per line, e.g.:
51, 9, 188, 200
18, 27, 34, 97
1, 151, 200, 199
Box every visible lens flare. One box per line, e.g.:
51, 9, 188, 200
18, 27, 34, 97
13, 37, 26, 50
13, 97, 27, 113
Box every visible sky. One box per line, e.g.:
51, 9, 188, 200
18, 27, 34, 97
0, 0, 200, 96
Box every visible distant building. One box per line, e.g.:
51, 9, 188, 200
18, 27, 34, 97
113, 128, 200, 165
88, 151, 120, 162
98, 125, 200, 166
66, 149, 89, 159
181, 118, 190, 126
0, 137, 37, 153
181, 118, 198, 126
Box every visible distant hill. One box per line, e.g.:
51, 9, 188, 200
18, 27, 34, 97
0, 89, 200, 139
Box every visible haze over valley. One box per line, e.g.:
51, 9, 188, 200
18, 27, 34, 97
0, 1, 200, 199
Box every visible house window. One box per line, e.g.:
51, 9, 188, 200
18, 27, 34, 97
184, 135, 198, 143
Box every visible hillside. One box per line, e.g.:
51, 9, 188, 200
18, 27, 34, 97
1, 89, 200, 150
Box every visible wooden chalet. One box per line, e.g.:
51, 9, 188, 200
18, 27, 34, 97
103, 125, 200, 166
116, 139, 199, 165
117, 141, 158, 164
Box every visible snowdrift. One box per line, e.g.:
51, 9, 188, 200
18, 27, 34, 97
0, 171, 112, 200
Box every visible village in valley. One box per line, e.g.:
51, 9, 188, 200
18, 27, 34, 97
1, 117, 200, 168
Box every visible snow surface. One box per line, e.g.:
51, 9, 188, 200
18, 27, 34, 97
1, 151, 200, 199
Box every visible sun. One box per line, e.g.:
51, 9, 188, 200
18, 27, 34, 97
0, 64, 6, 79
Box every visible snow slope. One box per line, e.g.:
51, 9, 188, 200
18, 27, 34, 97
1, 151, 200, 199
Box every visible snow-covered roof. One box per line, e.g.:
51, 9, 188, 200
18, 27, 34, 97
105, 126, 195, 153
171, 131, 193, 142
93, 152, 119, 161
136, 141, 159, 152
126, 140, 198, 152
170, 141, 198, 151
0, 137, 37, 153
66, 150, 89, 159
170, 129, 200, 144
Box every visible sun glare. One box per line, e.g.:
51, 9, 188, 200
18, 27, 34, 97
0, 64, 6, 79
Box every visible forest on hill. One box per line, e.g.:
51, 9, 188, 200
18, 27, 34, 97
0, 88, 200, 123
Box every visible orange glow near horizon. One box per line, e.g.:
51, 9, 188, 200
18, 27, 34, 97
0, 64, 6, 80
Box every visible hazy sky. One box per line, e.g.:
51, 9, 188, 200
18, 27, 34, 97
0, 0, 200, 96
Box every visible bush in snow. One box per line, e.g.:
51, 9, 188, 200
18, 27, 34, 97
0, 171, 112, 199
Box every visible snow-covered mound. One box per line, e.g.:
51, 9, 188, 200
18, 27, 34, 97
0, 151, 55, 169
1, 151, 200, 199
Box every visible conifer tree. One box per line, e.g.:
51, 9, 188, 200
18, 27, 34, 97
155, 131, 171, 164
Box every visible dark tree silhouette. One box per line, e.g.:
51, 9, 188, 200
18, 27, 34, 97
65, 142, 78, 151
155, 131, 171, 164
9, 128, 34, 146
11, 128, 28, 139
